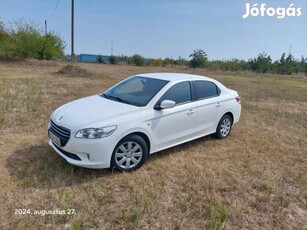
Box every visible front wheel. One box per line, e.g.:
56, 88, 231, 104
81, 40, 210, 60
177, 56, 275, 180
214, 114, 233, 139
111, 135, 148, 172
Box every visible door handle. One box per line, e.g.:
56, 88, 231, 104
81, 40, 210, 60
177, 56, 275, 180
216, 102, 221, 108
187, 109, 195, 115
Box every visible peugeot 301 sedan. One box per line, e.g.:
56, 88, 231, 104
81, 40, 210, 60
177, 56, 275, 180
48, 73, 241, 171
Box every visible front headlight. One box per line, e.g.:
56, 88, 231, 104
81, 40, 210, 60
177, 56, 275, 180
75, 125, 117, 139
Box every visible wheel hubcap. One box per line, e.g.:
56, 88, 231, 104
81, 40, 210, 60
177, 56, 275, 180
115, 141, 143, 169
220, 118, 231, 137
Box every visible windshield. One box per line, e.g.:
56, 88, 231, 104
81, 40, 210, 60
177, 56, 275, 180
101, 76, 169, 106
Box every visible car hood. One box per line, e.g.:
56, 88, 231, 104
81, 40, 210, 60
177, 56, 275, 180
50, 95, 141, 132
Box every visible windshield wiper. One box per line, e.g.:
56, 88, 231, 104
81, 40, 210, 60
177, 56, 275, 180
102, 93, 131, 104
102, 93, 110, 99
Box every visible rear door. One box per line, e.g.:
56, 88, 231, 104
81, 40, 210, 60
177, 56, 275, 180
193, 80, 223, 135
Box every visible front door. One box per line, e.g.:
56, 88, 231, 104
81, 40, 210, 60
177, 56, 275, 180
151, 81, 197, 151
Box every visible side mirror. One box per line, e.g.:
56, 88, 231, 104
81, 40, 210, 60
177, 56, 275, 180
154, 100, 176, 110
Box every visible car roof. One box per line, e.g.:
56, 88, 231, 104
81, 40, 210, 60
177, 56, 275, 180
136, 73, 213, 82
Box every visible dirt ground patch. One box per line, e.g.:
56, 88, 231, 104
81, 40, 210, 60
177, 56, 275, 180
56, 64, 92, 76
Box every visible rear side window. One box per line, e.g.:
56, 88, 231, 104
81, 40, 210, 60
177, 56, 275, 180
194, 81, 221, 100
159, 81, 191, 105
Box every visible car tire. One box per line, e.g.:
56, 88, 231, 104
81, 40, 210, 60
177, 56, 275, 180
214, 114, 233, 139
111, 135, 148, 172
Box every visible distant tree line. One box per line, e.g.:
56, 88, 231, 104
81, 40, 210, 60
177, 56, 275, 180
1, 19, 306, 76
109, 54, 189, 67
110, 49, 307, 76
0, 19, 65, 60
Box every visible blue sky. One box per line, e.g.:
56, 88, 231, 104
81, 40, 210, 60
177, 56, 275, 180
0, 0, 306, 61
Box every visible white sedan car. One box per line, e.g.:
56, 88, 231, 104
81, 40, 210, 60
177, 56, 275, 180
48, 73, 241, 171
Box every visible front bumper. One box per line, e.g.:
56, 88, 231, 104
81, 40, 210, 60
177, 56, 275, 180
48, 135, 116, 169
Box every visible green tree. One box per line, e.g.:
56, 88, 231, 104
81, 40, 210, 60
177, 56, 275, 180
109, 55, 118, 64
298, 56, 307, 75
153, 58, 163, 66
0, 20, 15, 59
175, 56, 188, 67
0, 19, 65, 60
38, 32, 65, 60
247, 52, 272, 73
97, 55, 104, 63
189, 49, 208, 68
163, 57, 175, 66
130, 54, 145, 66
144, 58, 154, 66
10, 19, 42, 58
276, 53, 297, 75
284, 54, 296, 75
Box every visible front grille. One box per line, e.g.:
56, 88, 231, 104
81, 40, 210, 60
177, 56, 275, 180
53, 143, 81, 161
49, 119, 71, 146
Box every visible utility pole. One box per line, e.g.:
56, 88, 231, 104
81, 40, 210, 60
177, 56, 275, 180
45, 20, 48, 35
111, 41, 113, 56
71, 0, 74, 63
288, 45, 292, 56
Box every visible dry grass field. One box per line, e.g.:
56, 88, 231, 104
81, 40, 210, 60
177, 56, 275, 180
0, 60, 306, 229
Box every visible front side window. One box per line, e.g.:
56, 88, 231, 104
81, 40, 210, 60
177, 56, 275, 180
194, 81, 220, 100
102, 76, 169, 106
159, 81, 191, 105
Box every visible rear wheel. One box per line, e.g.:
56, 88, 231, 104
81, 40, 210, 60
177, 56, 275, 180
214, 114, 233, 139
111, 135, 148, 172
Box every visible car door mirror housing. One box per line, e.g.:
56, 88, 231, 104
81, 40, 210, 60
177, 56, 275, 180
155, 100, 176, 110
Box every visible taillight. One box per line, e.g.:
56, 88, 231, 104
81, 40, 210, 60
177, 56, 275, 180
235, 96, 241, 103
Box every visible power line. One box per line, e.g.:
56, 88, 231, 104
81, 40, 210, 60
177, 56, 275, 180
47, 0, 61, 21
